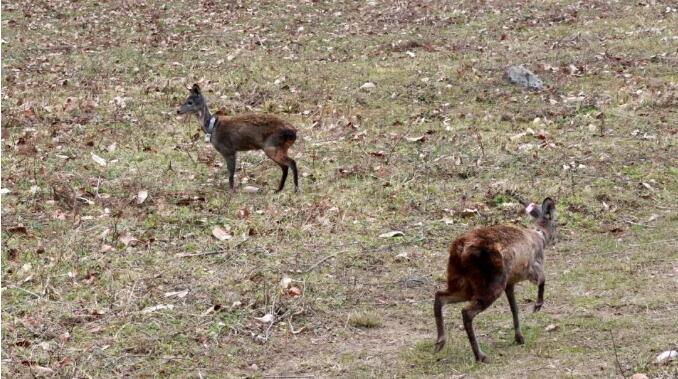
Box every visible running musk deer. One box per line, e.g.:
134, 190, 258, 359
177, 84, 299, 193
433, 195, 556, 362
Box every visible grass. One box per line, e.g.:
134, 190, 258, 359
2, 0, 677, 377
348, 311, 382, 329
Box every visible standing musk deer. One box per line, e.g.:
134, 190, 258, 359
177, 84, 299, 193
434, 194, 556, 362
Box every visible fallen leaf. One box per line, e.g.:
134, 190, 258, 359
460, 208, 479, 217
379, 230, 404, 238
0, 188, 10, 195
287, 287, 302, 297
405, 136, 426, 143
176, 196, 205, 206
394, 252, 409, 262
164, 289, 189, 298
237, 207, 250, 219
141, 304, 174, 314
280, 276, 292, 290
136, 190, 148, 205
212, 226, 232, 241
7, 224, 27, 234
91, 153, 107, 167
119, 233, 138, 247
655, 350, 677, 364
30, 365, 54, 376
200, 304, 221, 317
254, 313, 274, 323
242, 186, 259, 193
59, 331, 70, 343
544, 323, 558, 332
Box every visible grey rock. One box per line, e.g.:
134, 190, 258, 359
505, 65, 544, 90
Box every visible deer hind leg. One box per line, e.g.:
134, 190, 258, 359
462, 291, 502, 363
433, 290, 465, 353
264, 145, 296, 193
505, 284, 524, 344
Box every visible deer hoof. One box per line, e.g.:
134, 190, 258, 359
515, 334, 525, 345
433, 339, 446, 353
533, 303, 543, 313
476, 352, 488, 363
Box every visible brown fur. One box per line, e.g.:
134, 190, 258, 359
434, 198, 556, 362
211, 113, 299, 192
211, 113, 296, 152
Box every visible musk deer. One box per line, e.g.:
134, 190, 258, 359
177, 84, 299, 193
434, 195, 556, 362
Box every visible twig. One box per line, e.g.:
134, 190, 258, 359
176, 250, 225, 258
176, 239, 247, 258
303, 251, 340, 273
303, 237, 426, 273
609, 329, 626, 379
385, 121, 414, 165
4, 285, 42, 299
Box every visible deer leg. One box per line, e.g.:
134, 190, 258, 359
264, 146, 293, 193
505, 284, 524, 344
224, 152, 237, 191
434, 290, 464, 353
288, 158, 299, 192
462, 295, 499, 363
532, 268, 545, 312
277, 165, 289, 193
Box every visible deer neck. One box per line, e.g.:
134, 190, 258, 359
198, 103, 213, 134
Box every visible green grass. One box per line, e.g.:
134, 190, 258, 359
2, 0, 677, 377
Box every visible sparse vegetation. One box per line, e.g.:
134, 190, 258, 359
2, 0, 677, 378
349, 311, 383, 329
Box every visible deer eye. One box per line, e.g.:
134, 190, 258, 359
187, 101, 193, 105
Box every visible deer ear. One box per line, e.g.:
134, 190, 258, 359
541, 198, 556, 220
191, 84, 201, 94
525, 203, 542, 218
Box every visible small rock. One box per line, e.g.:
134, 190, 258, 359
544, 323, 558, 332
630, 374, 649, 379
360, 82, 376, 91
394, 252, 409, 262
242, 186, 259, 193
505, 65, 544, 90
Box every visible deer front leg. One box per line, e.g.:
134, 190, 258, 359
224, 152, 237, 191
533, 269, 545, 312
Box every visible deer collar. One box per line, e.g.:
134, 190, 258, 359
204, 116, 217, 143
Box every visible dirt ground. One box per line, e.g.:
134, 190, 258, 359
2, 0, 677, 378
